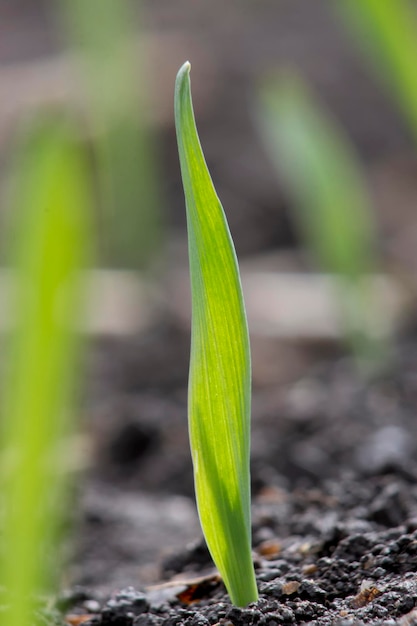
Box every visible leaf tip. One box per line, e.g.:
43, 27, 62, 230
176, 60, 191, 83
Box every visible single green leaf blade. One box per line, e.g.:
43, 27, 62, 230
174, 61, 258, 607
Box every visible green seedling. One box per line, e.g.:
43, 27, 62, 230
174, 61, 258, 607
257, 74, 385, 365
0, 118, 93, 626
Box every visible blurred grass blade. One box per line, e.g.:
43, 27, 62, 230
60, 0, 161, 269
337, 0, 417, 141
0, 118, 93, 626
175, 62, 258, 607
258, 75, 384, 362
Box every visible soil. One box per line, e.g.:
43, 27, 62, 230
3, 2, 417, 625
58, 332, 417, 626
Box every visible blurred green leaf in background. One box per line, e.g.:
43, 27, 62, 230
0, 117, 93, 626
60, 0, 162, 269
258, 75, 386, 365
337, 0, 417, 143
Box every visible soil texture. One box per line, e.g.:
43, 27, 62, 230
57, 333, 417, 626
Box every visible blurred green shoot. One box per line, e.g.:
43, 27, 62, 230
0, 118, 93, 625
258, 75, 385, 364
175, 62, 258, 607
59, 0, 161, 269
336, 0, 417, 142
